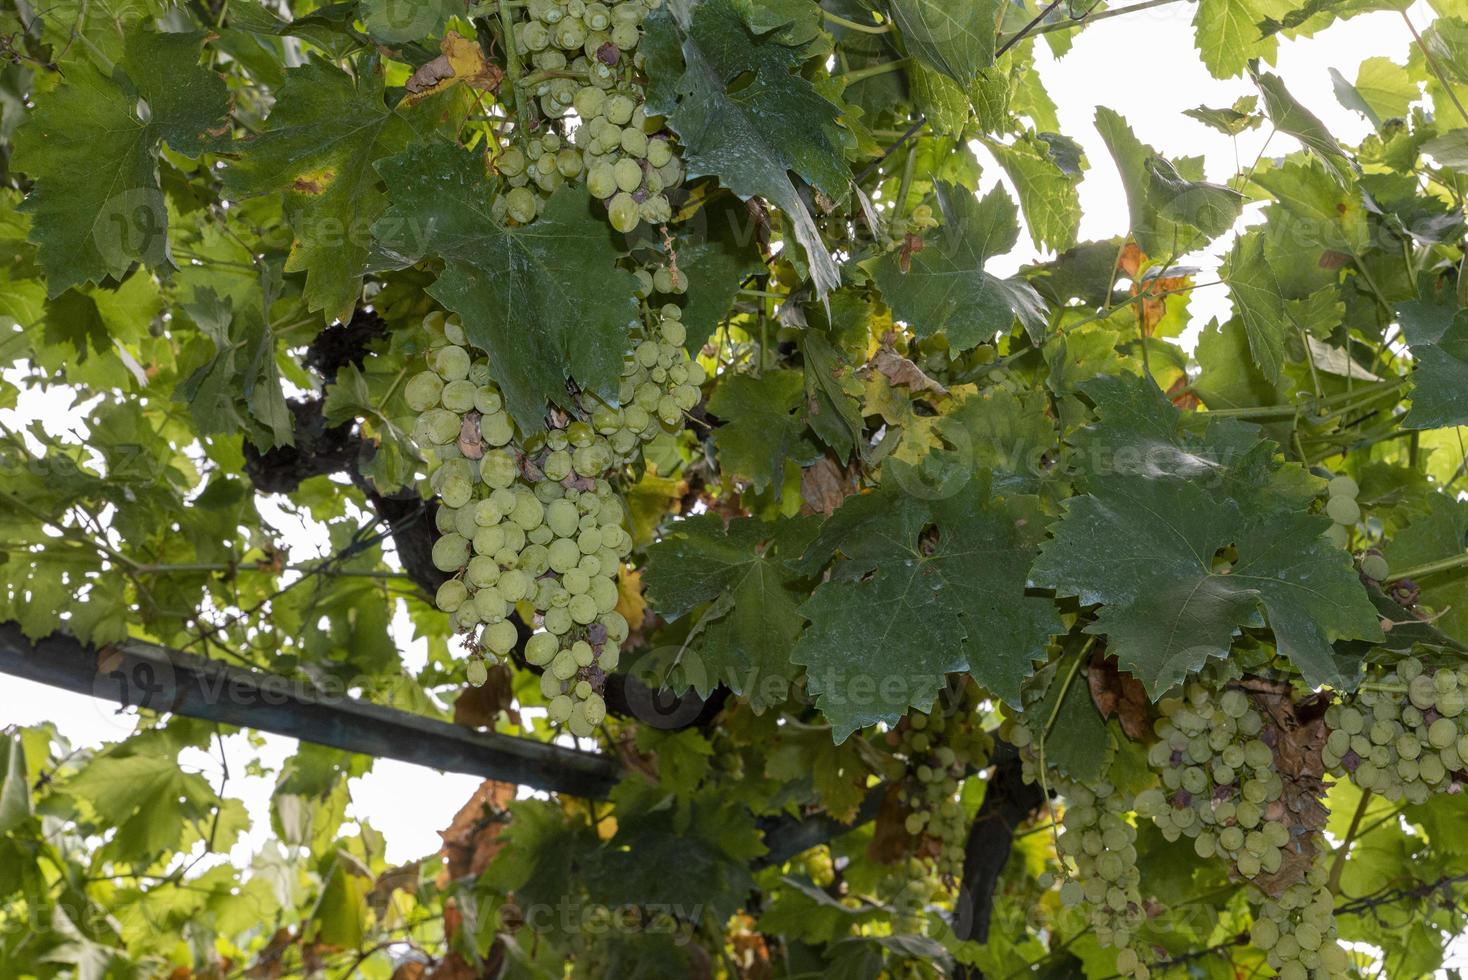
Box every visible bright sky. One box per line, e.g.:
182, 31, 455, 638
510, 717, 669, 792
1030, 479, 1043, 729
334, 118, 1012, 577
2, 1, 1457, 969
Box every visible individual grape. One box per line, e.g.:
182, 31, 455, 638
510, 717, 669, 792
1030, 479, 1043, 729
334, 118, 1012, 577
466, 659, 489, 687
506, 186, 539, 224
1325, 495, 1361, 526
1361, 553, 1389, 581
1327, 475, 1359, 499
607, 191, 640, 232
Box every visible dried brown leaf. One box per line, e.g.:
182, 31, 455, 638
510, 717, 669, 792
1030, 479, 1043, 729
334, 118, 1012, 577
437, 780, 515, 883
1087, 653, 1151, 741
872, 347, 948, 396
800, 456, 854, 516
866, 783, 913, 865
453, 663, 516, 728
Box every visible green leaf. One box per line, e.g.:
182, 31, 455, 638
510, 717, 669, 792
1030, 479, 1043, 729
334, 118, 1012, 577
661, 196, 766, 351
66, 751, 223, 858
1030, 376, 1380, 695
791, 483, 1059, 740
1093, 107, 1206, 258
888, 0, 1000, 84
871, 182, 1044, 350
1223, 231, 1289, 382
175, 288, 294, 449
15, 31, 229, 296
984, 133, 1084, 252
1384, 493, 1468, 644
1146, 157, 1244, 240
223, 60, 413, 323
1184, 96, 1263, 135
307, 854, 370, 948
0, 732, 31, 835
1192, 0, 1288, 79
1331, 57, 1418, 127
706, 369, 819, 493
360, 0, 463, 42
375, 140, 640, 430
1251, 65, 1354, 183
645, 515, 815, 711
1398, 297, 1468, 429
643, 0, 849, 295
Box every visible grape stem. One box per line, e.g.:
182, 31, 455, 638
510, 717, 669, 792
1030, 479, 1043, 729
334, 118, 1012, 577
495, 0, 531, 141
832, 58, 910, 87
1036, 637, 1094, 867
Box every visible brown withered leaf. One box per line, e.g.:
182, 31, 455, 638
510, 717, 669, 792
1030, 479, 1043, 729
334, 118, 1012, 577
866, 783, 913, 865
438, 780, 516, 883
369, 861, 423, 918
1237, 678, 1332, 897
453, 663, 517, 728
1087, 653, 1152, 741
800, 456, 855, 516
872, 347, 948, 397
390, 963, 426, 980
898, 232, 925, 273
1166, 375, 1200, 411
244, 929, 295, 980
404, 32, 503, 105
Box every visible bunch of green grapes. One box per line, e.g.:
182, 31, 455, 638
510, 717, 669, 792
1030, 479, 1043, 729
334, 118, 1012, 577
1136, 677, 1291, 881
1248, 865, 1351, 979
501, 0, 682, 234
407, 312, 633, 733
1323, 657, 1468, 804
1001, 717, 1148, 978
1323, 474, 1361, 549
890, 703, 990, 881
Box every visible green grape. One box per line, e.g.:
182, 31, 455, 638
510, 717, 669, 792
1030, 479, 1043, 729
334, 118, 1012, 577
1327, 475, 1359, 498
466, 659, 489, 687
1361, 553, 1390, 581
506, 186, 539, 224
613, 156, 643, 192
436, 579, 469, 613
1326, 495, 1361, 525
607, 192, 640, 232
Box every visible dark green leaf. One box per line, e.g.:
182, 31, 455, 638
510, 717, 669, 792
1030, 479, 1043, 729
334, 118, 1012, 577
374, 140, 640, 430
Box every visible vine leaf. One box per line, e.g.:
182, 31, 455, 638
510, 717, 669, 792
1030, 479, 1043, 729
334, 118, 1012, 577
223, 60, 413, 324
1397, 297, 1468, 430
360, 0, 464, 43
1192, 0, 1285, 79
983, 133, 1084, 253
373, 140, 640, 430
176, 288, 294, 450
1093, 107, 1214, 258
1030, 376, 1381, 695
643, 0, 848, 296
658, 196, 766, 351
65, 751, 225, 858
871, 182, 1045, 350
14, 32, 229, 296
1251, 65, 1353, 183
1224, 230, 1289, 382
644, 515, 817, 712
791, 483, 1059, 741
706, 369, 821, 493
886, 0, 1000, 85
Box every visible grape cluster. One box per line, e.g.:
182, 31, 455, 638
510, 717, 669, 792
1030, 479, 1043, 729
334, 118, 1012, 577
1249, 866, 1351, 980
501, 0, 683, 233
889, 704, 989, 881
1323, 657, 1468, 804
407, 311, 635, 734
1136, 678, 1292, 881
1323, 474, 1360, 550
1054, 777, 1148, 978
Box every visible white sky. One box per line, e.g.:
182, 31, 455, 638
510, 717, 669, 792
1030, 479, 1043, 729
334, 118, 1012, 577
2, 2, 1459, 969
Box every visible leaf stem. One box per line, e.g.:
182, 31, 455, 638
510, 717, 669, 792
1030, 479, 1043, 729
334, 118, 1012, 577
834, 58, 910, 87
822, 10, 890, 34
